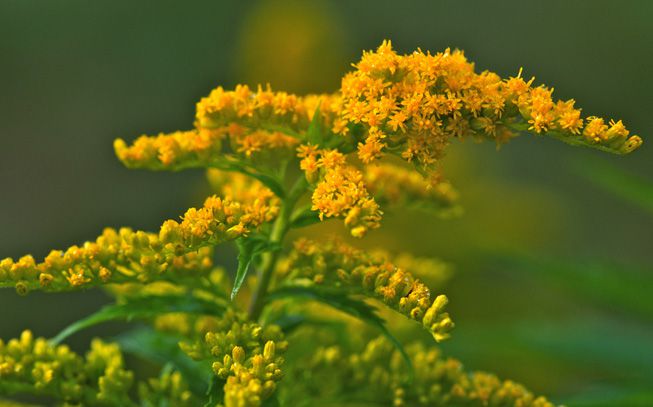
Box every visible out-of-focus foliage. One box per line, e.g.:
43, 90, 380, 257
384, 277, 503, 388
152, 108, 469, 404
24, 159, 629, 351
1, 1, 651, 406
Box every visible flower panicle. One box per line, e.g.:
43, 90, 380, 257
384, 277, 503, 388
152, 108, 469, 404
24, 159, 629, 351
121, 42, 642, 189
195, 84, 341, 136
160, 193, 279, 250
179, 310, 287, 407
114, 41, 642, 237
0, 191, 277, 294
338, 40, 642, 178
231, 129, 299, 158
0, 227, 214, 294
298, 146, 382, 238
0, 330, 134, 406
114, 128, 225, 170
288, 335, 556, 406
114, 126, 301, 171
278, 238, 454, 342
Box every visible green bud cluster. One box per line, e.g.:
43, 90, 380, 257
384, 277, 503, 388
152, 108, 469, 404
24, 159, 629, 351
283, 335, 555, 407
279, 238, 454, 341
0, 331, 134, 406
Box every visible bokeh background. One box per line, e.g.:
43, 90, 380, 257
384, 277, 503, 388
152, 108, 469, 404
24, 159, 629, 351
1, 1, 652, 405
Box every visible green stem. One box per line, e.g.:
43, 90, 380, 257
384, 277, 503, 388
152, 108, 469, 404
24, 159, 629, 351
504, 121, 627, 155
248, 177, 307, 320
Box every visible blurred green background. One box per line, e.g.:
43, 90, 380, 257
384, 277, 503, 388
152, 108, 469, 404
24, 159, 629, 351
1, 1, 652, 405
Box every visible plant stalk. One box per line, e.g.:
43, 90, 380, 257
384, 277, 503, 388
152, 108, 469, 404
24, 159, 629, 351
248, 176, 307, 320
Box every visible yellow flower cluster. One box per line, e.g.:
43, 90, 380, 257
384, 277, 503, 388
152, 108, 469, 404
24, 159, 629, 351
284, 336, 554, 407
0, 227, 213, 294
0, 188, 277, 295
114, 126, 299, 170
278, 238, 453, 342
0, 331, 134, 406
114, 86, 338, 173
180, 310, 287, 407
113, 41, 641, 238
114, 128, 224, 170
298, 146, 382, 237
230, 129, 299, 158
364, 162, 459, 214
337, 41, 642, 176
160, 193, 279, 250
196, 84, 341, 135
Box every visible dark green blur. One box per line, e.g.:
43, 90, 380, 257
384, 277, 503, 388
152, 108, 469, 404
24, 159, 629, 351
1, 1, 651, 405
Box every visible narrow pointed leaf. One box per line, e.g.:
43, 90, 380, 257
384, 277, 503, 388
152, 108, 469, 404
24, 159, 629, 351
50, 294, 226, 345
215, 160, 286, 199
231, 238, 272, 300
204, 375, 225, 407
289, 206, 321, 229
306, 104, 324, 146
116, 327, 211, 395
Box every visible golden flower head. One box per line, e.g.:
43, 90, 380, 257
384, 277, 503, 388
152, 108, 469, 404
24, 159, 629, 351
336, 41, 642, 179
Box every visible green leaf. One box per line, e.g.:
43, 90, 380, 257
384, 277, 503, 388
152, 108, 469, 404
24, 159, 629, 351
266, 285, 414, 382
306, 104, 324, 146
116, 328, 211, 396
152, 154, 286, 199
204, 375, 225, 407
572, 157, 653, 215
289, 206, 321, 229
268, 314, 307, 334
215, 160, 286, 199
262, 396, 281, 407
243, 234, 284, 254
50, 294, 226, 345
231, 238, 273, 300
268, 313, 352, 337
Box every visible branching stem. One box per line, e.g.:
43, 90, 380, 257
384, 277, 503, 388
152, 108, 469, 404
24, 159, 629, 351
248, 176, 307, 320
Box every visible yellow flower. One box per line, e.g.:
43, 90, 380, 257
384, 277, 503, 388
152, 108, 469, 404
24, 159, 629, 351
357, 126, 387, 163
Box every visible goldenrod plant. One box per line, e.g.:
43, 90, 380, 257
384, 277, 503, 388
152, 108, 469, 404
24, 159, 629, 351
0, 42, 642, 406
